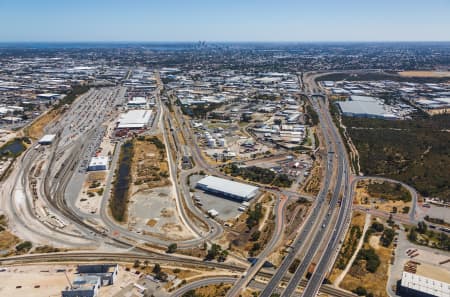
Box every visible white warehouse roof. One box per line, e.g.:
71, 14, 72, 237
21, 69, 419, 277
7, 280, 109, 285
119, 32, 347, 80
38, 134, 56, 144
197, 175, 259, 200
88, 156, 108, 168
117, 110, 152, 129
128, 97, 147, 105
401, 271, 450, 297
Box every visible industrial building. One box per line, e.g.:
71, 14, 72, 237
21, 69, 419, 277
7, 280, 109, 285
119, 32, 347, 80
37, 93, 61, 101
61, 264, 119, 297
116, 109, 152, 129
38, 134, 56, 145
87, 156, 109, 171
76, 264, 118, 285
61, 275, 100, 297
398, 271, 449, 297
196, 175, 259, 201
336, 95, 397, 119
127, 96, 147, 108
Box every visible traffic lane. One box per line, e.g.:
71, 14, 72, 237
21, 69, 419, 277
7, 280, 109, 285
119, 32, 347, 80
226, 194, 288, 297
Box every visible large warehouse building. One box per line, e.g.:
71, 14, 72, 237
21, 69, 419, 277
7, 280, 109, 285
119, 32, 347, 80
196, 175, 259, 201
399, 270, 449, 297
116, 109, 152, 129
336, 95, 397, 119
87, 156, 108, 171
38, 134, 56, 145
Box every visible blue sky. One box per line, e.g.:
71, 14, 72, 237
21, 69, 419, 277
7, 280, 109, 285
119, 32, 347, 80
0, 0, 449, 42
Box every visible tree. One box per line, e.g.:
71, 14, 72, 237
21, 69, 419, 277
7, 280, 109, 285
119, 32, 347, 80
417, 221, 427, 234
183, 290, 198, 297
353, 286, 367, 296
392, 206, 397, 214
217, 250, 228, 262
387, 214, 394, 226
357, 248, 380, 273
246, 203, 263, 229
133, 260, 141, 268
380, 228, 396, 247
206, 244, 222, 261
153, 263, 161, 274
408, 227, 418, 242
371, 222, 384, 232
155, 271, 168, 282
251, 231, 261, 241
143, 260, 149, 268
167, 243, 177, 253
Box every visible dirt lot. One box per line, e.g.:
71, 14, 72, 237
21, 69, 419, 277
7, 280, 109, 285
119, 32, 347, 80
191, 283, 232, 297
355, 180, 412, 214
132, 135, 170, 190
0, 231, 21, 256
219, 194, 275, 258
0, 264, 139, 297
398, 71, 450, 78
77, 171, 107, 214
340, 231, 394, 297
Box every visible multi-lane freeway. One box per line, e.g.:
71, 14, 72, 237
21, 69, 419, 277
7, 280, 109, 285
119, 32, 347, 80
256, 74, 354, 297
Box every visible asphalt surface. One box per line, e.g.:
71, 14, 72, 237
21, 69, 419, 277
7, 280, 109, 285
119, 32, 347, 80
258, 92, 344, 297
281, 95, 351, 297
225, 195, 287, 297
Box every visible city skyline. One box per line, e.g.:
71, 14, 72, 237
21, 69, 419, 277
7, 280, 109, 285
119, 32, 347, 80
0, 0, 449, 42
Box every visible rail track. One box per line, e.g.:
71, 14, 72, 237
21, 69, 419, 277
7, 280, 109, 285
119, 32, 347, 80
1, 252, 355, 297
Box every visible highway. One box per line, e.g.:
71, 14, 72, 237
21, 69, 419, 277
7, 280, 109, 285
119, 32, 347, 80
255, 70, 356, 297
280, 96, 350, 297
293, 77, 352, 297
225, 194, 287, 297
258, 95, 343, 297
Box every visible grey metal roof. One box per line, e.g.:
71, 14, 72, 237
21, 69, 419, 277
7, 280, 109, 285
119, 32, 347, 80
197, 175, 258, 198
337, 96, 394, 117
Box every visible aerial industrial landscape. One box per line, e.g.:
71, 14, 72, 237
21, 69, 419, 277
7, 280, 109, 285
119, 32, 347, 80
0, 2, 449, 297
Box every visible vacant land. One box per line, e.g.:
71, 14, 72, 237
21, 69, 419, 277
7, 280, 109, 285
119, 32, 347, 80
132, 135, 170, 190
303, 162, 322, 195
182, 283, 231, 297
366, 181, 411, 202
343, 114, 450, 201
398, 71, 450, 78
223, 194, 275, 257
24, 109, 60, 139
329, 212, 366, 283
0, 231, 21, 256
355, 181, 412, 214
340, 221, 395, 297
317, 72, 450, 84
